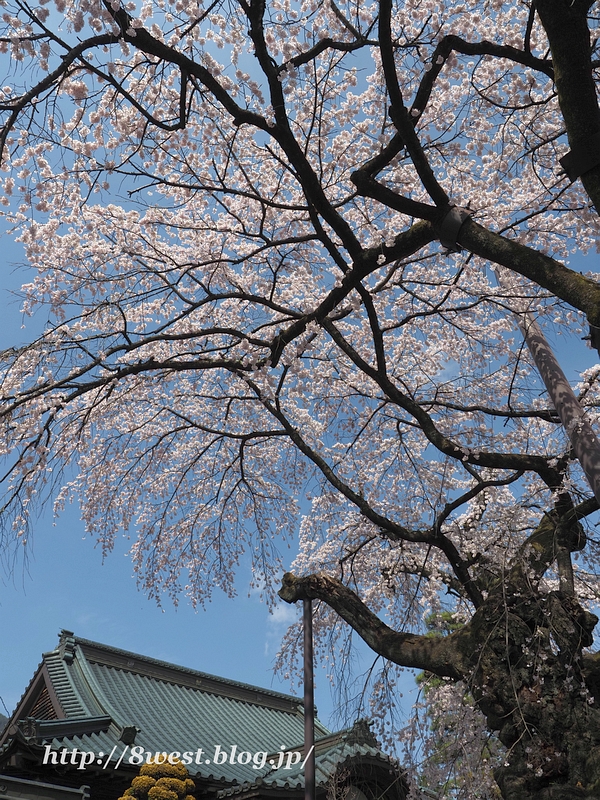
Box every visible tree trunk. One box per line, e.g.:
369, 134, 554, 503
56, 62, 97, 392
465, 587, 600, 799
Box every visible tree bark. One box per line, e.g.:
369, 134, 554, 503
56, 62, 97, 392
280, 507, 600, 799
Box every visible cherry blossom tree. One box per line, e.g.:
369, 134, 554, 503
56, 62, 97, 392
1, 0, 600, 796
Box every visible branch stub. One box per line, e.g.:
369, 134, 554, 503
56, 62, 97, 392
436, 205, 473, 253
559, 132, 600, 182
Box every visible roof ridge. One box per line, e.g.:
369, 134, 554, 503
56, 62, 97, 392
56, 630, 307, 708
275, 720, 380, 758
217, 724, 395, 795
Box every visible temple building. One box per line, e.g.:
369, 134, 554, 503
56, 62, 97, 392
0, 631, 406, 800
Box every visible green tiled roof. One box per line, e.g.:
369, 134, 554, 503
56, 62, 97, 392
5, 630, 330, 785
219, 721, 399, 795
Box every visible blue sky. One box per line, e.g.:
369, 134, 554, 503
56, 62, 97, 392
0, 501, 308, 717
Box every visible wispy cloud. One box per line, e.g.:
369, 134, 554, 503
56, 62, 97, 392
265, 602, 299, 657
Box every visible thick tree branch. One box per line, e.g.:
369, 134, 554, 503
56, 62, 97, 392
321, 317, 563, 484
424, 399, 560, 423
107, 5, 270, 131
378, 0, 449, 208
240, 0, 364, 258
284, 37, 373, 72
268, 221, 435, 366
347, 187, 600, 335
509, 504, 586, 588
457, 218, 600, 328
279, 572, 468, 679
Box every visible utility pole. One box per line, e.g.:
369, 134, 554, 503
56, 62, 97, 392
492, 263, 600, 505
519, 311, 600, 505
304, 599, 316, 800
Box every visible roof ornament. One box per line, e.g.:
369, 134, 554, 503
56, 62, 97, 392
59, 630, 77, 664
16, 717, 39, 742
346, 719, 379, 747
119, 725, 140, 745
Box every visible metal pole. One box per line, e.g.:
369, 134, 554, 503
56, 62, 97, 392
303, 599, 316, 800
492, 265, 600, 505
519, 311, 600, 505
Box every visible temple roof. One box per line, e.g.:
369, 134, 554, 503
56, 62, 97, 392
0, 630, 328, 785
217, 721, 397, 797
